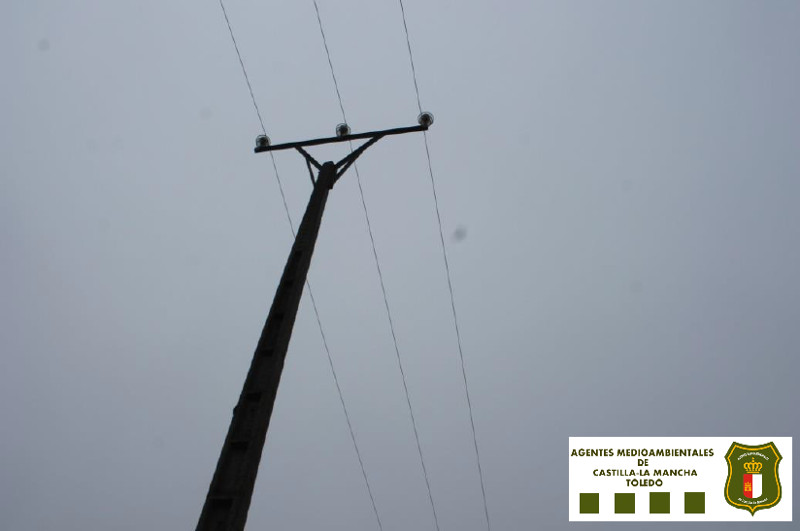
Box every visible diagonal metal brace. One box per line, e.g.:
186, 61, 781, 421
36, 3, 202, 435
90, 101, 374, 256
334, 134, 384, 182
295, 146, 322, 185
295, 146, 322, 171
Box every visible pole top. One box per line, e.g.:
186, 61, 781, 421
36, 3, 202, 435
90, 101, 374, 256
253, 117, 432, 154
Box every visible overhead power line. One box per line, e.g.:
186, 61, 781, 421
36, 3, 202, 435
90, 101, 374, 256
312, 3, 441, 531
216, 2, 381, 529
219, 0, 292, 232
396, 2, 493, 530
218, 0, 266, 136
397, 0, 423, 114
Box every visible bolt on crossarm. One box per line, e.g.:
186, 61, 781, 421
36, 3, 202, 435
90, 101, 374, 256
196, 114, 432, 531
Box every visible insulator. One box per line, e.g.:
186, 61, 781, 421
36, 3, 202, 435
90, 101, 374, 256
256, 135, 270, 149
336, 123, 351, 137
417, 111, 434, 127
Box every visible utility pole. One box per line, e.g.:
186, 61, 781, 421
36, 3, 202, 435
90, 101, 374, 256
196, 115, 432, 531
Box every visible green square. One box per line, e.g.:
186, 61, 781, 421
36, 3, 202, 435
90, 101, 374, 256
685, 492, 705, 514
615, 492, 635, 514
579, 493, 599, 514
650, 492, 670, 514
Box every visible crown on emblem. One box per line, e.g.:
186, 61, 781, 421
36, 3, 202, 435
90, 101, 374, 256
744, 457, 763, 474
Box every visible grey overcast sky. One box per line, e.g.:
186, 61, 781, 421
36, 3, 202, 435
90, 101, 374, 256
2, 1, 799, 530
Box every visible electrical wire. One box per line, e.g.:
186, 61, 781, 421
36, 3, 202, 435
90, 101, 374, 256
312, 1, 347, 127
217, 2, 382, 529
397, 0, 423, 115
219, 0, 294, 233
312, 3, 441, 531
219, 0, 266, 136
397, 2, 493, 530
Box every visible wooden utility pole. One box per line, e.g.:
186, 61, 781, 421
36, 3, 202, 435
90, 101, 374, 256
196, 117, 431, 531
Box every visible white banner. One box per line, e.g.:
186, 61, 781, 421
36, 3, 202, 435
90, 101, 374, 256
568, 437, 792, 521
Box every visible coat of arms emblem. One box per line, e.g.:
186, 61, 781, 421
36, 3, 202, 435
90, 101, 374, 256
724, 442, 783, 515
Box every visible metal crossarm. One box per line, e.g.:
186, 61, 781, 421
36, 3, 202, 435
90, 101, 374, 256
254, 124, 427, 153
